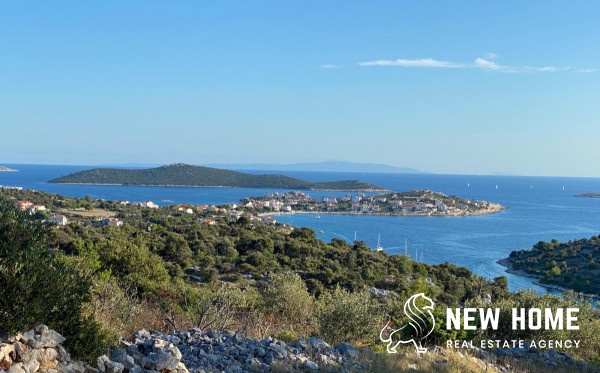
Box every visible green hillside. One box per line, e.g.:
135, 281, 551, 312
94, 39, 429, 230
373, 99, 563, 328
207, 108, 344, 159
49, 163, 385, 191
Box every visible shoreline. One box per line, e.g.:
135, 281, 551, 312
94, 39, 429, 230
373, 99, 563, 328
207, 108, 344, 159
46, 182, 386, 192
497, 259, 597, 298
260, 206, 505, 218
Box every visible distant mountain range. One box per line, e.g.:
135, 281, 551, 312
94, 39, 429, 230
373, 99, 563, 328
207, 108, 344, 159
205, 161, 426, 174
49, 163, 387, 191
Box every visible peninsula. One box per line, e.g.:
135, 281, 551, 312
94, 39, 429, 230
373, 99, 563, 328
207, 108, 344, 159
499, 236, 600, 295
0, 165, 18, 172
575, 193, 600, 198
48, 163, 386, 191
240, 189, 505, 217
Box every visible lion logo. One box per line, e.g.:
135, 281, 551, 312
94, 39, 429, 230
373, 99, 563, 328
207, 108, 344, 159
379, 293, 435, 354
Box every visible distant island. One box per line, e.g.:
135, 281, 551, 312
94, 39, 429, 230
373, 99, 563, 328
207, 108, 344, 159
241, 189, 504, 217
499, 236, 600, 296
205, 161, 426, 174
0, 166, 18, 172
49, 163, 387, 191
575, 193, 600, 198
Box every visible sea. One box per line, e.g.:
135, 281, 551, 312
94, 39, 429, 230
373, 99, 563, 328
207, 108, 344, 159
2, 164, 600, 295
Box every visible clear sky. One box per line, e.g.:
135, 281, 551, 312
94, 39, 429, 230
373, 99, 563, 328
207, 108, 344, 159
1, 1, 599, 176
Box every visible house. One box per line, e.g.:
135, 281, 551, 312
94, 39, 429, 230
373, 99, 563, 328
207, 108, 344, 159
140, 201, 159, 209
322, 197, 337, 204
27, 205, 46, 214
351, 202, 361, 211
48, 214, 68, 226
202, 219, 216, 225
282, 205, 292, 212
371, 205, 380, 213
263, 217, 277, 224
15, 201, 34, 211
102, 218, 123, 227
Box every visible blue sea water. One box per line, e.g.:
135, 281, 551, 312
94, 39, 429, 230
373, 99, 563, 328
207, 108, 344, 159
2, 164, 600, 294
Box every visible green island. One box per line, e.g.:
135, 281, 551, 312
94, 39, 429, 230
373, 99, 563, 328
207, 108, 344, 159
575, 193, 600, 198
1, 186, 599, 369
241, 190, 504, 217
0, 165, 18, 172
499, 236, 600, 295
49, 163, 386, 191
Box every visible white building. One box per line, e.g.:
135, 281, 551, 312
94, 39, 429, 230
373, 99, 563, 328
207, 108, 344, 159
140, 201, 159, 209
48, 214, 68, 226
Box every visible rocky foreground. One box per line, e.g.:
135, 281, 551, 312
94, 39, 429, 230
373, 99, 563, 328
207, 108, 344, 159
0, 325, 594, 373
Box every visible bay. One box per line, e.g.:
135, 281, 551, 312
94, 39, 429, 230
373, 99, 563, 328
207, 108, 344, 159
2, 164, 600, 293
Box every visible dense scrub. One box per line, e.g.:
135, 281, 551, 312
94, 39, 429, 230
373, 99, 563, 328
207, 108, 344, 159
504, 237, 600, 294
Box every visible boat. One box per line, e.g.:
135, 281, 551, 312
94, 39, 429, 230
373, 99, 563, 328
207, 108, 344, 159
376, 233, 384, 252
315, 208, 320, 219
495, 184, 499, 190
467, 182, 470, 187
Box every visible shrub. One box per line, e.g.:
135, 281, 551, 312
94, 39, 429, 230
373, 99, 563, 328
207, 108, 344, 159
316, 286, 383, 346
0, 195, 108, 362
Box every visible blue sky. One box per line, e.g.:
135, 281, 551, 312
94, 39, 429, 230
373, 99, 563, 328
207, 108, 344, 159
1, 1, 599, 176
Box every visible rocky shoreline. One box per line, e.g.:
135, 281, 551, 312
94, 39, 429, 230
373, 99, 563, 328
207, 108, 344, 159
497, 259, 597, 298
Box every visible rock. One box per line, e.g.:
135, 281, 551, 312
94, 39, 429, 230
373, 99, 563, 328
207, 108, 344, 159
7, 364, 24, 373
306, 337, 329, 352
335, 343, 358, 359
408, 363, 418, 370
304, 360, 319, 371
21, 360, 38, 373
104, 361, 124, 373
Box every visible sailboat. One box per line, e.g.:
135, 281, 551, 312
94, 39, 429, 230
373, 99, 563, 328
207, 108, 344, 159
563, 186, 565, 191
354, 231, 357, 242
467, 182, 470, 187
376, 233, 384, 252
315, 207, 320, 219
495, 184, 499, 190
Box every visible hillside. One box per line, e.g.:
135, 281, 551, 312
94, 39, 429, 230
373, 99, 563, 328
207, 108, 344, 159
48, 163, 386, 191
500, 236, 600, 295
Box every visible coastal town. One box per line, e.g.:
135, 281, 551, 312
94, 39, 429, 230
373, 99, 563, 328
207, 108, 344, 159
2, 185, 504, 237
238, 189, 505, 217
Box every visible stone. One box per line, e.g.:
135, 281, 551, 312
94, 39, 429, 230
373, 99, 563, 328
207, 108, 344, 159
334, 343, 358, 359
304, 361, 319, 371
7, 364, 25, 373
97, 356, 110, 372
306, 337, 329, 352
104, 361, 124, 373
21, 359, 39, 373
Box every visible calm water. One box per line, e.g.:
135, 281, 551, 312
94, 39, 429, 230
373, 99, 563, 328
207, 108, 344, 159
3, 164, 600, 294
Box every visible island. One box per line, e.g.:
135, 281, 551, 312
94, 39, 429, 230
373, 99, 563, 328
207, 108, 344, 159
575, 193, 600, 198
499, 236, 600, 296
0, 166, 18, 172
49, 163, 386, 191
239, 189, 505, 217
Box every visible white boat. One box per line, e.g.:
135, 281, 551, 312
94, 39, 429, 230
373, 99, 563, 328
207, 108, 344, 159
495, 184, 499, 190
376, 233, 384, 252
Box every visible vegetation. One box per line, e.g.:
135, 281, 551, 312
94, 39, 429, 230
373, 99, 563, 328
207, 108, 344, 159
1, 188, 600, 365
502, 236, 600, 295
0, 197, 108, 363
49, 163, 385, 191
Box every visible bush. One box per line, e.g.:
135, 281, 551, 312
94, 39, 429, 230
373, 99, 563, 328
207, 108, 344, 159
0, 195, 108, 362
262, 272, 314, 333
316, 286, 383, 346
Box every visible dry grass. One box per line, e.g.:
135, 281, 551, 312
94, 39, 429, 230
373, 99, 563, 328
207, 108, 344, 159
61, 208, 116, 218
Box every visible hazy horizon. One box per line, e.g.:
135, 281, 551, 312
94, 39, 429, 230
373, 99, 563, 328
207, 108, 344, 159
2, 1, 599, 177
